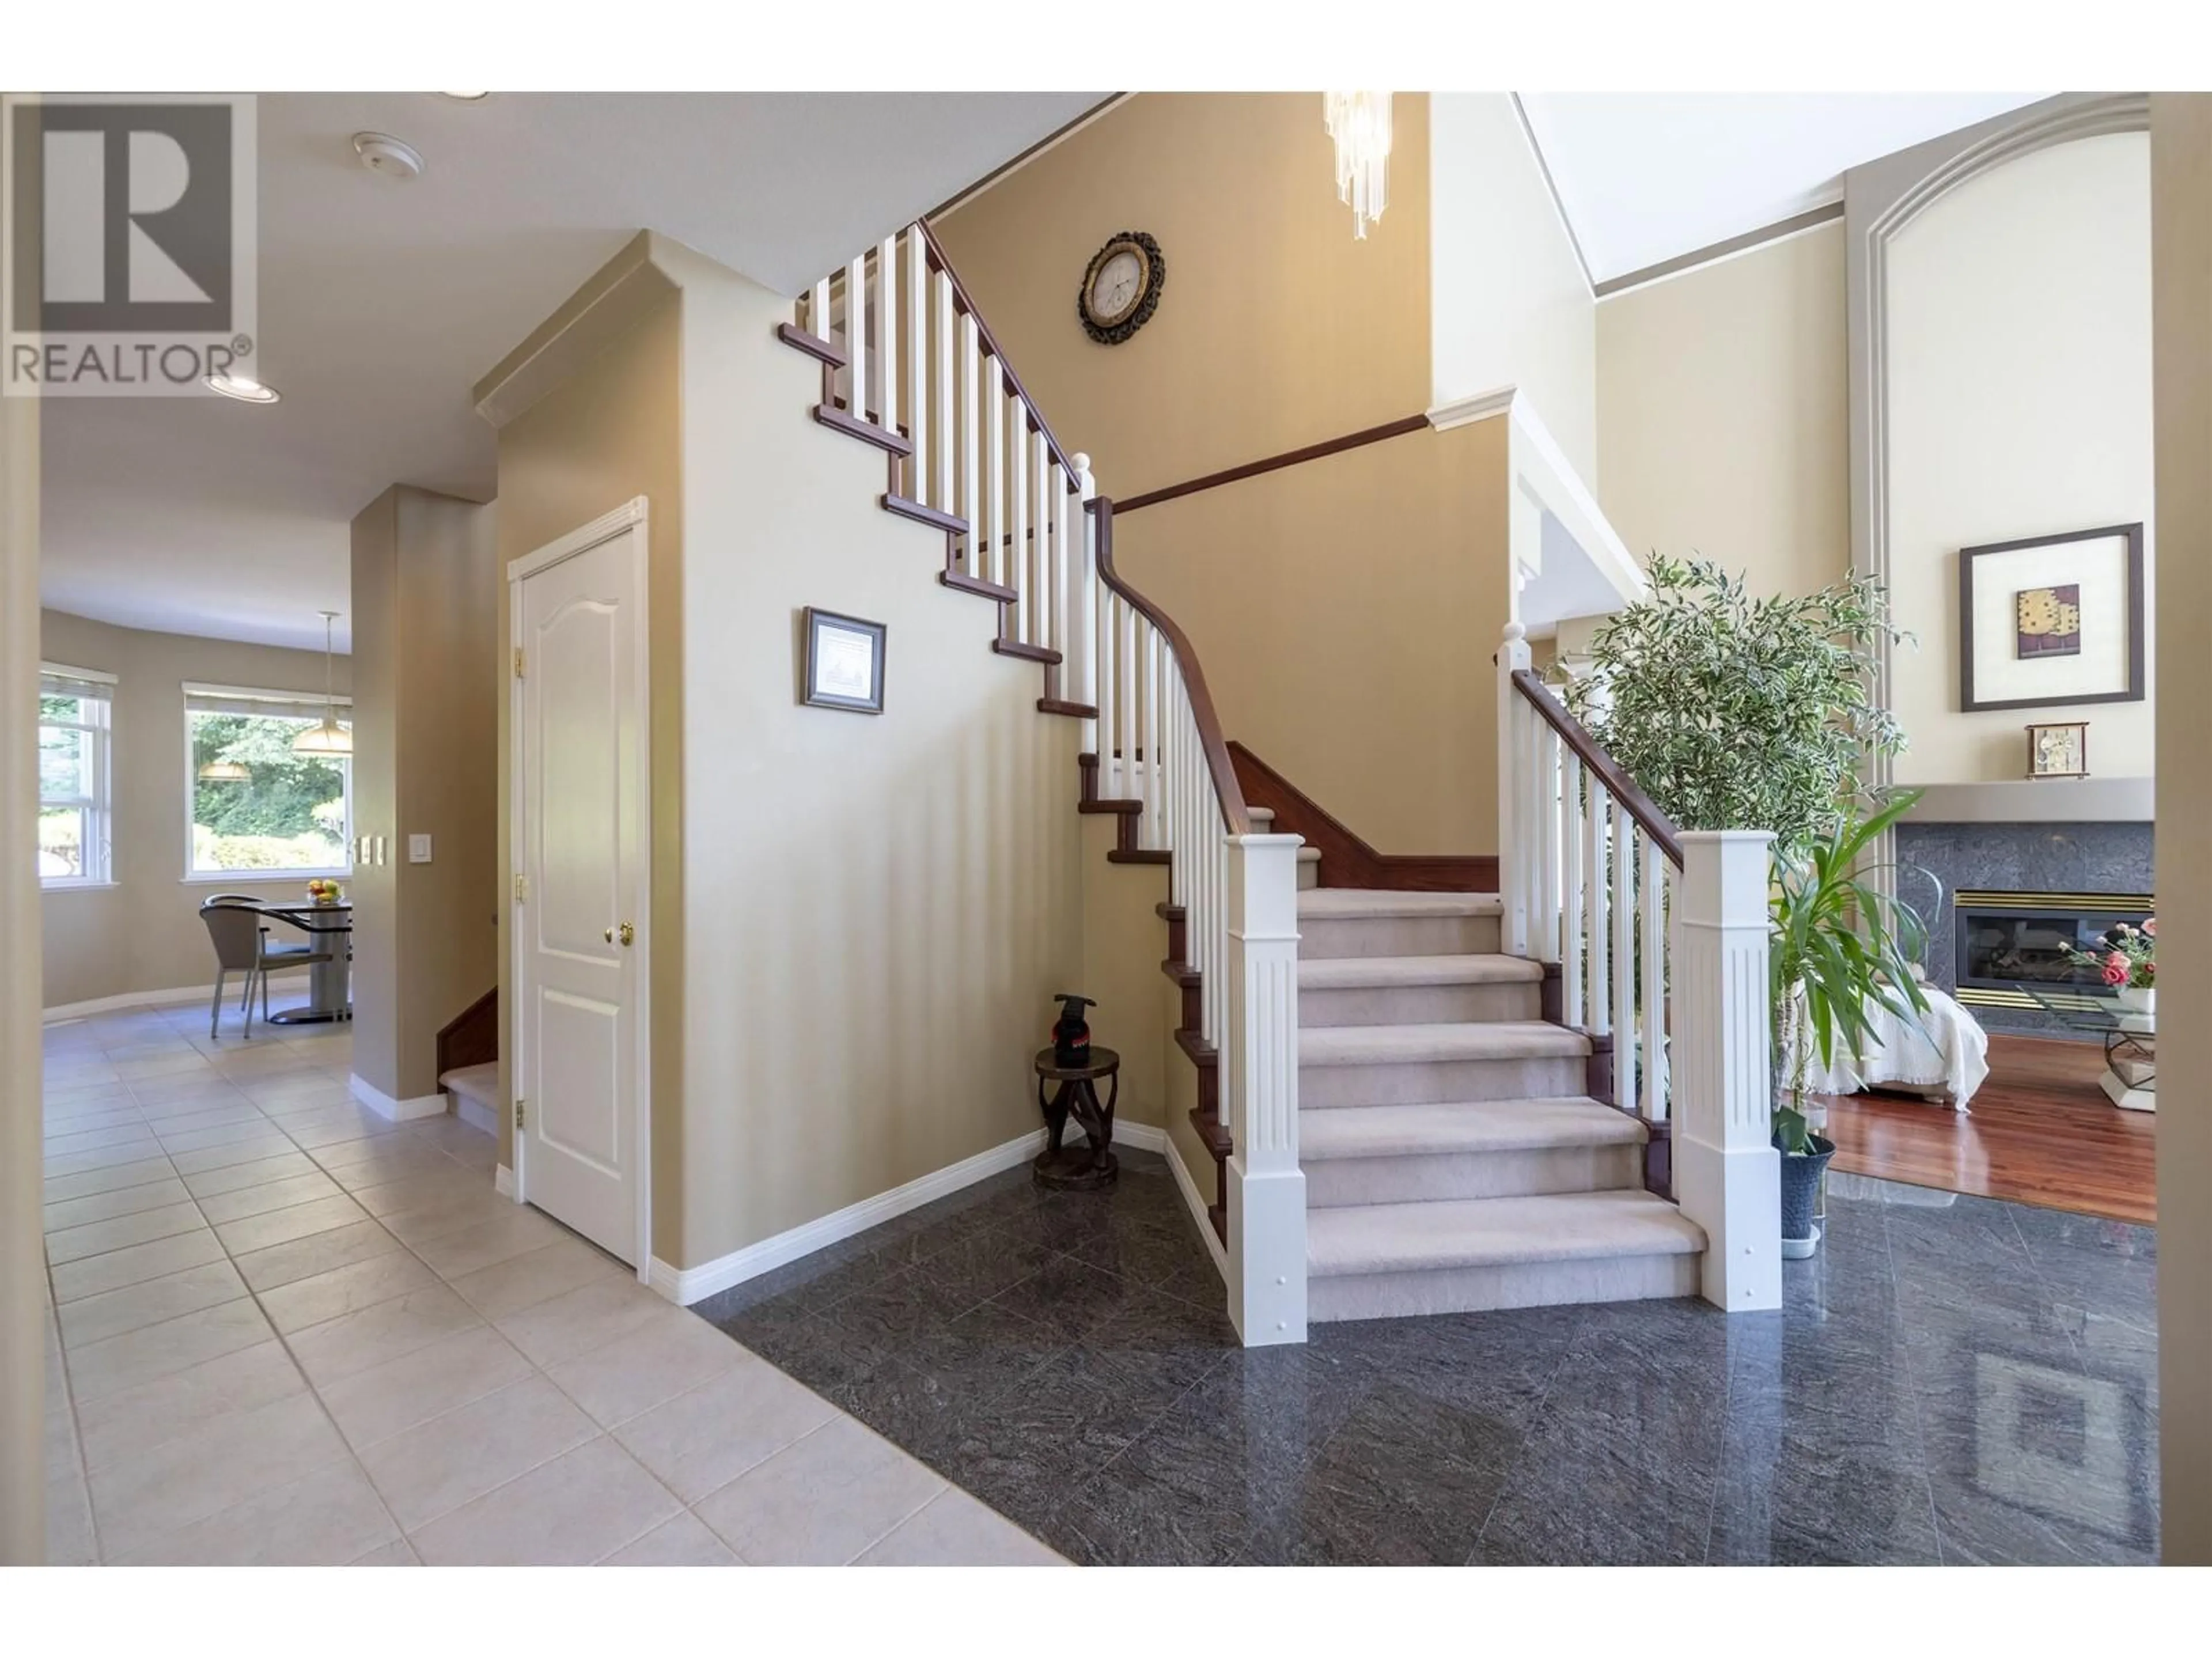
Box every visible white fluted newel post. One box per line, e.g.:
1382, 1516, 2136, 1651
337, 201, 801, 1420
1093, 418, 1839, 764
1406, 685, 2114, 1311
1673, 830, 1781, 1312
1225, 832, 1306, 1346
1496, 622, 1532, 959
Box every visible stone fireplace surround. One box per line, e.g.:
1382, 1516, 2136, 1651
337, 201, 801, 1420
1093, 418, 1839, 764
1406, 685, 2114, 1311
1896, 802, 2154, 1037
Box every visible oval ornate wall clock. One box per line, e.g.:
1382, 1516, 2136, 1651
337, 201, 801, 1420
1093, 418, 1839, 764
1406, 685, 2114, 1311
1077, 231, 1164, 345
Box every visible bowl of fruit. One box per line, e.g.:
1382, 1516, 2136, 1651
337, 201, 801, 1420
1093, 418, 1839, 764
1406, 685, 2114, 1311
307, 878, 343, 907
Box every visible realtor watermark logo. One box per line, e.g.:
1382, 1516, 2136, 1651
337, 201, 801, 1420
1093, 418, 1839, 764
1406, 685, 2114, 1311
2, 93, 258, 397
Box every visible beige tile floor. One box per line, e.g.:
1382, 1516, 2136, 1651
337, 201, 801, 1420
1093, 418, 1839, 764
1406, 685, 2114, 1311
40, 999, 1064, 1567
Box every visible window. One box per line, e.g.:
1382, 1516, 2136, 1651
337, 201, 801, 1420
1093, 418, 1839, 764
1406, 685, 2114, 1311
184, 683, 353, 878
39, 664, 115, 886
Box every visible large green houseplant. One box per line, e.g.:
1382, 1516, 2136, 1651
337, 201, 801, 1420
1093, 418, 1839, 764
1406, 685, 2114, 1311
1566, 557, 1923, 1252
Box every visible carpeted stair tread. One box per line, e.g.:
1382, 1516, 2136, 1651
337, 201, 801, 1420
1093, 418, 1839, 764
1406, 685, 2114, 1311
1300, 1020, 1589, 1066
438, 1063, 500, 1108
1300, 1096, 1645, 1160
1297, 888, 1502, 920
1307, 1189, 1705, 1279
1298, 952, 1543, 991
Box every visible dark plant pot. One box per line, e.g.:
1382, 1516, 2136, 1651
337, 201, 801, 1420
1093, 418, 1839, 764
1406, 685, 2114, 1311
1777, 1132, 1835, 1256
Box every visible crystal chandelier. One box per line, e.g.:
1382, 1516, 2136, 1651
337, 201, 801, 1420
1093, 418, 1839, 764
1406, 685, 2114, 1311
1324, 92, 1393, 240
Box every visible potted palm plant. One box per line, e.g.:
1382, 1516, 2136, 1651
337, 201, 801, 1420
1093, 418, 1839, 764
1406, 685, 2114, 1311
1769, 792, 1930, 1254
1567, 556, 1921, 1257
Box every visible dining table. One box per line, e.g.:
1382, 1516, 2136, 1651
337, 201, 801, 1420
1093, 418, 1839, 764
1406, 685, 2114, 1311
244, 897, 353, 1025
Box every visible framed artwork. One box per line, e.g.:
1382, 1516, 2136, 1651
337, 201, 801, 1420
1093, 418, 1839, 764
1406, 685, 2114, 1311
801, 607, 887, 714
1959, 523, 2144, 713
2027, 721, 2088, 779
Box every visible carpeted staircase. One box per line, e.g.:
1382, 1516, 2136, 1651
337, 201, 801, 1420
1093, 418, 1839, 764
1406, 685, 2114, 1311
1296, 888, 1704, 1321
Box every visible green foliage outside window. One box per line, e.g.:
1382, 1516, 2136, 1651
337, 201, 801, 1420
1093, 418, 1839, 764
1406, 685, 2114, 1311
190, 713, 349, 871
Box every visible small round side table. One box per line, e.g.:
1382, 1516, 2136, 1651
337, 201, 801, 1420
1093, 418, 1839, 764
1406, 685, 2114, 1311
1033, 1045, 1120, 1191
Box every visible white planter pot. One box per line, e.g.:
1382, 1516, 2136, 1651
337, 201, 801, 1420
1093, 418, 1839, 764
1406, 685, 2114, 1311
2116, 986, 2156, 1016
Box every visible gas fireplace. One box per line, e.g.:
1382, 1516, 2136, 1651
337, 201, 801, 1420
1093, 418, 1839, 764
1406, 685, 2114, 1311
1952, 889, 2156, 1012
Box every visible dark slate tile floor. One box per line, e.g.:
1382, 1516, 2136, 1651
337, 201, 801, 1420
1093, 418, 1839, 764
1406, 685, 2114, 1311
692, 1155, 2159, 1566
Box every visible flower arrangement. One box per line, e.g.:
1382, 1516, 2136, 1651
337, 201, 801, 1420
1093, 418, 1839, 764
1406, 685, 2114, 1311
2069, 918, 2154, 989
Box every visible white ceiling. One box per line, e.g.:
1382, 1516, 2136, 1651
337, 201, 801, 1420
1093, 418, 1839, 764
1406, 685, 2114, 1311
1519, 93, 2052, 285
39, 92, 1104, 650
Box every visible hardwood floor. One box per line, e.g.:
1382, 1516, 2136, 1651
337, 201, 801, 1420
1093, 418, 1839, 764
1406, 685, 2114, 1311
1818, 1033, 2156, 1224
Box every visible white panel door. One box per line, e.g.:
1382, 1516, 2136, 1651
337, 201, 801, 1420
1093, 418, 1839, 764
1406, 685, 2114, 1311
515, 517, 645, 1266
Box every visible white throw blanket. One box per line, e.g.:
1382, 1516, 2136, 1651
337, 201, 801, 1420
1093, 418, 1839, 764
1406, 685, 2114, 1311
1786, 975, 1990, 1112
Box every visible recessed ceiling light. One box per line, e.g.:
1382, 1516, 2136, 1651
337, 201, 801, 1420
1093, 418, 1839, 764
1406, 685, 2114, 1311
204, 372, 280, 404
353, 131, 426, 179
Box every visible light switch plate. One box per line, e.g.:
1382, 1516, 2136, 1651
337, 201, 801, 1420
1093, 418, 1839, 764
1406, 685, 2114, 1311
408, 834, 433, 865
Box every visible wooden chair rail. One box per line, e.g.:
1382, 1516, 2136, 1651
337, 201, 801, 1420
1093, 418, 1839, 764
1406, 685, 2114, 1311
1510, 669, 1683, 868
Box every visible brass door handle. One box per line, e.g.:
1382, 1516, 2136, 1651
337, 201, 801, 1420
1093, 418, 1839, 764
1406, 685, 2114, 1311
618, 922, 635, 946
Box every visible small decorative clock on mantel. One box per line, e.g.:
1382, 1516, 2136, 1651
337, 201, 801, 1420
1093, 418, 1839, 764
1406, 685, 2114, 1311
1077, 231, 1164, 345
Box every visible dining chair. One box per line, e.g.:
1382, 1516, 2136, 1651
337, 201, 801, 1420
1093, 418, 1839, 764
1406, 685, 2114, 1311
198, 897, 332, 1038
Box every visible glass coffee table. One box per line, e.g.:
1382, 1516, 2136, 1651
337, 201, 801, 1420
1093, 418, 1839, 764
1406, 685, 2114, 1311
2014, 982, 2155, 1112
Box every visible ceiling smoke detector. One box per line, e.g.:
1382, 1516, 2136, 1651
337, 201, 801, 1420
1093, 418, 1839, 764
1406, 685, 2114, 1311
353, 131, 425, 179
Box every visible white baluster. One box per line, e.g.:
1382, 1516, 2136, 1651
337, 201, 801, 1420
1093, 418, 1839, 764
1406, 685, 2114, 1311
1118, 589, 1137, 795
1010, 407, 1029, 644
1226, 832, 1306, 1346
1074, 457, 1097, 756
1096, 582, 1115, 783
1537, 725, 1562, 964
933, 275, 953, 513
1641, 836, 1668, 1123
1037, 439, 1055, 661
1497, 624, 1532, 958
985, 363, 1004, 590
1612, 811, 1635, 1104
811, 276, 831, 346
905, 232, 927, 504
1562, 758, 1585, 1027
1585, 779, 1609, 1037
877, 237, 897, 446
1675, 831, 1781, 1312
846, 255, 866, 424
1146, 627, 1165, 851
960, 314, 980, 574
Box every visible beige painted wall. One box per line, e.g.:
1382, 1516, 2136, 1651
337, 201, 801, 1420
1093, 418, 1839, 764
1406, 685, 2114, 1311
672, 251, 1085, 1271
1596, 223, 1850, 599
1430, 93, 1599, 480
1887, 133, 2154, 785
1114, 416, 1512, 853
350, 486, 499, 1104
491, 269, 685, 1231
38, 611, 354, 1011
934, 92, 1433, 498
487, 237, 1094, 1274
2151, 89, 2212, 1566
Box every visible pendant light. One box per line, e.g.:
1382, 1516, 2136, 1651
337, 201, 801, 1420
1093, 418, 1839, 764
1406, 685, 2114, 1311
293, 611, 352, 756
198, 759, 251, 782
1323, 92, 1393, 240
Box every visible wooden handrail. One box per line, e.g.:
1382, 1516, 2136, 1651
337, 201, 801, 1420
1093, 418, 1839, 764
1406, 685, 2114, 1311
1092, 497, 1251, 836
1510, 669, 1683, 868
914, 218, 1085, 491
1115, 413, 1430, 516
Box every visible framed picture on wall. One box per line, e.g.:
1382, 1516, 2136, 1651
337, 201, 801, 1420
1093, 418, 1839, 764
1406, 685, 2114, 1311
801, 607, 887, 714
1958, 522, 2145, 713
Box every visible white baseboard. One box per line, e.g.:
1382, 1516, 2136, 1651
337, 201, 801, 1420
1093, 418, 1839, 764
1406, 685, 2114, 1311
44, 983, 219, 1022
1115, 1120, 1168, 1156
649, 1116, 1185, 1307
1164, 1128, 1229, 1274
495, 1163, 515, 1198
450, 1091, 499, 1137
349, 1073, 448, 1123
